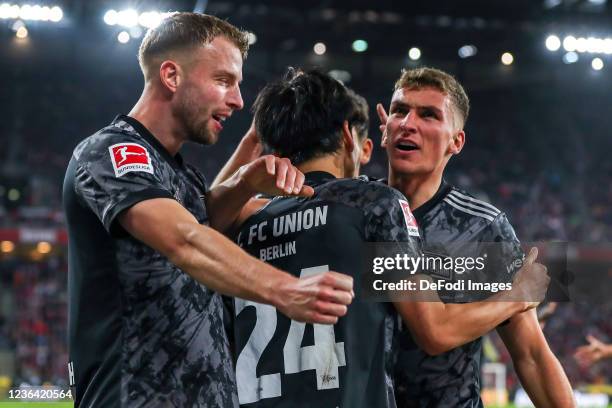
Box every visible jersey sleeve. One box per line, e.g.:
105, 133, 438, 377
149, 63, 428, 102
363, 186, 422, 258
481, 212, 524, 284
72, 134, 174, 235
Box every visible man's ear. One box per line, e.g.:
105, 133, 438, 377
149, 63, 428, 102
450, 130, 466, 155
360, 138, 373, 165
342, 120, 355, 153
159, 60, 181, 93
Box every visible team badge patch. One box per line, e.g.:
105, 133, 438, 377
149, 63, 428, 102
108, 143, 154, 177
399, 199, 420, 237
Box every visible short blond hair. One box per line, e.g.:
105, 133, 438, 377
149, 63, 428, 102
395, 67, 470, 128
138, 12, 249, 81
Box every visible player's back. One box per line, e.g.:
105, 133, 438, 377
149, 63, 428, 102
233, 171, 421, 408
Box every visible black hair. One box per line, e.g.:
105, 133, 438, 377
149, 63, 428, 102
252, 68, 367, 164
346, 88, 369, 141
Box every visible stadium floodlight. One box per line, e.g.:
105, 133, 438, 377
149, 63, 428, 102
563, 35, 577, 52
591, 57, 604, 70
49, 6, 62, 22
352, 39, 368, 53
138, 11, 166, 28
0, 3, 61, 22
0, 4, 9, 19
587, 37, 608, 53
562, 51, 579, 64
575, 37, 588, 53
0, 3, 20, 19
458, 45, 477, 58
117, 31, 130, 44
501, 52, 514, 65
15, 25, 27, 38
117, 9, 138, 27
408, 47, 421, 60
104, 10, 118, 25
564, 35, 612, 54
314, 42, 326, 55
104, 9, 173, 28
18, 4, 32, 20
545, 35, 561, 51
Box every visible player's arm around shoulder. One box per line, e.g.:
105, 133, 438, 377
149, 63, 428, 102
205, 155, 314, 233
117, 197, 353, 325
497, 309, 575, 407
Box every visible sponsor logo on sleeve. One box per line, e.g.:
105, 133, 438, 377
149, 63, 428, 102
399, 199, 420, 237
108, 143, 154, 177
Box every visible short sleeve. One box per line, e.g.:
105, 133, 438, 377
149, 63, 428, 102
481, 213, 524, 283
363, 186, 422, 258
73, 137, 174, 235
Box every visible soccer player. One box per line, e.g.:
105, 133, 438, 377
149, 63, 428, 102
232, 68, 421, 408
62, 14, 353, 408
208, 68, 549, 408
377, 67, 575, 407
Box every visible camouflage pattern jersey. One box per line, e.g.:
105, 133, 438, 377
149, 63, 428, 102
392, 180, 524, 408
232, 172, 422, 408
62, 115, 238, 408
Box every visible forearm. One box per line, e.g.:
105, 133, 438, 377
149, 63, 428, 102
171, 222, 292, 306
514, 349, 574, 408
120, 198, 352, 325
395, 273, 527, 354
211, 133, 262, 189
401, 298, 524, 354
437, 299, 524, 347
206, 172, 254, 233
500, 310, 575, 407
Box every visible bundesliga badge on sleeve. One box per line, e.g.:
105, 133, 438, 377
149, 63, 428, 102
399, 199, 420, 237
108, 142, 154, 177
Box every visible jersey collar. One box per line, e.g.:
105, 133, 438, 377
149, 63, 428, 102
412, 179, 452, 221
114, 114, 184, 169
304, 171, 337, 187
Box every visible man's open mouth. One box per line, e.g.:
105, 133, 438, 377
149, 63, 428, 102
396, 141, 419, 151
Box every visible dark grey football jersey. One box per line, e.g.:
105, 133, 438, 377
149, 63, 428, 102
393, 180, 523, 408
233, 172, 422, 408
63, 115, 237, 408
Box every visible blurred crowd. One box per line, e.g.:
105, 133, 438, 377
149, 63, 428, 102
0, 255, 69, 387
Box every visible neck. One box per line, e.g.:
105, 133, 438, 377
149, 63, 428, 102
297, 153, 346, 179
388, 166, 444, 210
128, 84, 185, 156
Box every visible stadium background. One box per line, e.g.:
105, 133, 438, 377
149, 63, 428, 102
0, 0, 610, 406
